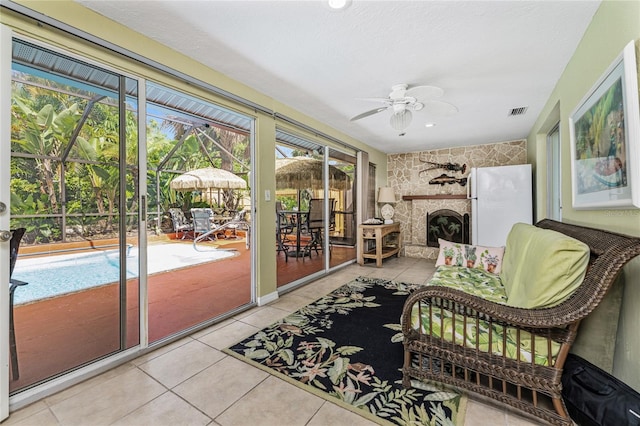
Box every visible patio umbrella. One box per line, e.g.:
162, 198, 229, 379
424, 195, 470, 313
275, 157, 350, 191
170, 167, 247, 207
170, 167, 247, 191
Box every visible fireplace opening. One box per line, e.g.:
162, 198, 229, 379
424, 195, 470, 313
426, 209, 470, 247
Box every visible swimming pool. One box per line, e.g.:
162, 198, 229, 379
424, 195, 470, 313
12, 243, 236, 305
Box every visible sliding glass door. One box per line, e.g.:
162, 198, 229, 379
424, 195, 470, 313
4, 35, 255, 398
7, 39, 140, 393
145, 83, 253, 343
328, 148, 357, 268
275, 131, 356, 288
275, 134, 326, 287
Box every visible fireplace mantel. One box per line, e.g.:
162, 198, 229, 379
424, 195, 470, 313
402, 194, 468, 200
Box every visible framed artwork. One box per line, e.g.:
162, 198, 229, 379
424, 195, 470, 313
569, 40, 640, 209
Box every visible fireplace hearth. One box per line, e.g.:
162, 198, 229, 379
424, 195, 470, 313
426, 209, 470, 247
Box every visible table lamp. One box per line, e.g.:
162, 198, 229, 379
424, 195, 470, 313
377, 187, 397, 224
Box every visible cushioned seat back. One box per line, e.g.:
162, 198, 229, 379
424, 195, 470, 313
501, 223, 590, 309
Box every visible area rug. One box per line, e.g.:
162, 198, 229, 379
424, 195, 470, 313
225, 276, 466, 425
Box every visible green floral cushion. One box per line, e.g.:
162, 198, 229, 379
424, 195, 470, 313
427, 266, 507, 303
409, 266, 560, 366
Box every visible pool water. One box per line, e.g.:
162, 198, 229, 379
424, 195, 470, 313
12, 243, 236, 305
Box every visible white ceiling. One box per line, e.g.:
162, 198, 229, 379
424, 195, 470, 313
76, 0, 601, 154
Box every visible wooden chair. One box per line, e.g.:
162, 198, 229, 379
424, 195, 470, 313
9, 228, 28, 380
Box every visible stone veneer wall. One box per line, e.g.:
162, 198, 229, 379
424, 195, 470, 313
388, 140, 527, 259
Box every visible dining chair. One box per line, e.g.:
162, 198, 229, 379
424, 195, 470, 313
276, 201, 293, 262
305, 198, 335, 256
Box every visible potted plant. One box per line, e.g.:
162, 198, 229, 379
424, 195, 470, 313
465, 245, 477, 267
443, 246, 455, 265
483, 254, 499, 273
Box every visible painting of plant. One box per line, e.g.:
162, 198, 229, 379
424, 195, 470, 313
573, 77, 626, 194
569, 41, 640, 209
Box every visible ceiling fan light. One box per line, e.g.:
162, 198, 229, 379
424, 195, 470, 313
390, 110, 412, 131
327, 0, 351, 10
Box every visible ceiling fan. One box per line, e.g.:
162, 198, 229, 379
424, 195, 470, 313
350, 84, 458, 135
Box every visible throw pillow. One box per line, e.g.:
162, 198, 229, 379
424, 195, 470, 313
435, 239, 505, 274
501, 223, 590, 309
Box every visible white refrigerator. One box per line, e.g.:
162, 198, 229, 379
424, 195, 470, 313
467, 164, 532, 247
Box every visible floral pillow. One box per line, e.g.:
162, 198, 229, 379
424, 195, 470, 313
435, 239, 505, 274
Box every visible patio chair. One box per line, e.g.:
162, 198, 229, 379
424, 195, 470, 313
190, 208, 215, 240
168, 208, 194, 239
9, 228, 28, 380
276, 201, 293, 262
305, 198, 335, 257
226, 208, 251, 249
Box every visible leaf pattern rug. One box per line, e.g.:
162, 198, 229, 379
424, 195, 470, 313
225, 276, 466, 426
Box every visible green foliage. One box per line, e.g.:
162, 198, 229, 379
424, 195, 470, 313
10, 70, 251, 243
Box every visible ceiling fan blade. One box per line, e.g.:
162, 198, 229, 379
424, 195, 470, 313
406, 85, 444, 100
423, 100, 459, 116
357, 97, 393, 104
350, 107, 388, 122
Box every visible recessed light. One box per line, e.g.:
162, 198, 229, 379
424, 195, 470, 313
327, 0, 352, 10
425, 123, 436, 128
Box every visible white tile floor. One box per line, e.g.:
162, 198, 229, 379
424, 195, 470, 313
5, 257, 544, 426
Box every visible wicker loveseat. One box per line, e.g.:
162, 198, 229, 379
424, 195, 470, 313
401, 219, 640, 425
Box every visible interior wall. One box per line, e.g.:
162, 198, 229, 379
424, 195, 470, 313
1, 0, 388, 300
527, 1, 640, 390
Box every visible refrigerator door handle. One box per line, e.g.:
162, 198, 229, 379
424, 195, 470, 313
467, 171, 475, 199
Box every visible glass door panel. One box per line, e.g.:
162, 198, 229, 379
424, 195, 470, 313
8, 39, 139, 393
145, 83, 253, 343
328, 148, 357, 268
275, 134, 326, 287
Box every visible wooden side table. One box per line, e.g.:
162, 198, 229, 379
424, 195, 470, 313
357, 222, 401, 267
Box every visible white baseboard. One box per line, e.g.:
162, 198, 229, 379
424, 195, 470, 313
257, 291, 278, 306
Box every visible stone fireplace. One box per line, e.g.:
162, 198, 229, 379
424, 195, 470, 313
386, 139, 527, 259
426, 209, 469, 247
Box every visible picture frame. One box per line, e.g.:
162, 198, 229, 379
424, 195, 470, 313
569, 40, 640, 210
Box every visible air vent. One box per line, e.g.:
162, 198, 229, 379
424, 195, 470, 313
508, 106, 528, 116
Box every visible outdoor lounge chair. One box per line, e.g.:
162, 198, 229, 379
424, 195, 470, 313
168, 208, 194, 239
192, 208, 251, 250
190, 208, 215, 240
225, 208, 251, 249
9, 228, 28, 380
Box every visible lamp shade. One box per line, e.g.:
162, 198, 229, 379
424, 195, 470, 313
378, 187, 396, 204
